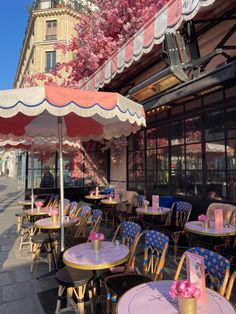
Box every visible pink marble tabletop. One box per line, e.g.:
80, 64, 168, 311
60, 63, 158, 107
85, 194, 106, 200
63, 241, 130, 270
25, 207, 49, 216
34, 217, 79, 229
185, 221, 236, 236
136, 207, 171, 215
117, 280, 235, 314
100, 198, 118, 205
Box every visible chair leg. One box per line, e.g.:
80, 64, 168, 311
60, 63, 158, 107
75, 285, 86, 314
111, 295, 117, 314
55, 285, 65, 313
30, 243, 41, 273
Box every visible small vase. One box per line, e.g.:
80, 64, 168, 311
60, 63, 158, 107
144, 204, 148, 210
202, 220, 209, 228
37, 206, 40, 213
92, 240, 101, 250
52, 215, 58, 225
109, 197, 112, 202
178, 297, 197, 314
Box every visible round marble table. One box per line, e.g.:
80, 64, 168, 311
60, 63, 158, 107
18, 200, 32, 206
34, 217, 79, 230
84, 194, 107, 201
100, 198, 118, 206
185, 221, 236, 237
117, 280, 235, 314
25, 207, 49, 217
63, 241, 129, 270
136, 206, 171, 216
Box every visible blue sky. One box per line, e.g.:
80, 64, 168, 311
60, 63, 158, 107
0, 1, 30, 90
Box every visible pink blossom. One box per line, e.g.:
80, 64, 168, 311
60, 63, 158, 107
198, 214, 209, 222
88, 231, 105, 241
169, 280, 201, 299
35, 201, 44, 208
48, 208, 59, 216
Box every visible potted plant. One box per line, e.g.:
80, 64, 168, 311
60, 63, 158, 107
48, 208, 59, 224
88, 231, 105, 250
169, 280, 201, 314
35, 200, 44, 212
198, 214, 209, 228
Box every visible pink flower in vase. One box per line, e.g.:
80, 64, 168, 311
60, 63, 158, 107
35, 201, 44, 208
198, 214, 209, 222
88, 231, 105, 241
169, 280, 201, 299
48, 208, 59, 216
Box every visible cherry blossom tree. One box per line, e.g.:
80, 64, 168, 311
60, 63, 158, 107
24, 0, 168, 87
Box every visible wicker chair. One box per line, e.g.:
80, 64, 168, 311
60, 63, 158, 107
104, 230, 169, 313
115, 191, 138, 223
175, 247, 230, 296
159, 201, 192, 260
225, 270, 236, 301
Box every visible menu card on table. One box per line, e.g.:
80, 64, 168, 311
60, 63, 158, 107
152, 195, 159, 210
214, 208, 223, 231
186, 252, 206, 303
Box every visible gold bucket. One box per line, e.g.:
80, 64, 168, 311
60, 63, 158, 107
52, 215, 58, 225
178, 297, 197, 314
92, 240, 101, 250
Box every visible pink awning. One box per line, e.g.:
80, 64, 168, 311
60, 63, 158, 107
81, 0, 216, 91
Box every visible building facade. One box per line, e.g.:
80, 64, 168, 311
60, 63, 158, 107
81, 0, 236, 211
14, 0, 80, 88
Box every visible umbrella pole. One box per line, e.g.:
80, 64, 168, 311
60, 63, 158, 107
31, 144, 34, 209
58, 117, 65, 252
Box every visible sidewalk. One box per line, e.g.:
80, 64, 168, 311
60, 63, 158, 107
0, 177, 57, 314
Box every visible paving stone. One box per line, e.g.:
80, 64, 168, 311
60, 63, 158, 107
0, 244, 13, 252
13, 268, 34, 283
0, 273, 13, 287
0, 296, 44, 314
2, 281, 36, 303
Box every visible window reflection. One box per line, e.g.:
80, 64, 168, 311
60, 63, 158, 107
128, 131, 145, 151
227, 107, 236, 138
228, 171, 236, 202
170, 121, 184, 145
227, 139, 236, 170
206, 141, 225, 170
171, 146, 185, 172
205, 111, 224, 141
185, 116, 201, 143
186, 144, 202, 170
186, 171, 202, 197
146, 128, 156, 149
157, 148, 169, 170
147, 150, 156, 170
206, 171, 226, 200
172, 171, 185, 196
157, 125, 169, 147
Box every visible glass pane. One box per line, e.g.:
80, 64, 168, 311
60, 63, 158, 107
63, 151, 83, 187
128, 131, 144, 151
134, 171, 145, 182
171, 171, 185, 196
146, 128, 156, 149
157, 147, 169, 170
171, 146, 185, 172
156, 171, 169, 193
146, 149, 156, 170
228, 171, 236, 203
185, 116, 201, 143
226, 107, 236, 138
206, 171, 226, 201
186, 144, 202, 170
157, 125, 169, 147
133, 151, 145, 174
205, 110, 224, 141
147, 170, 157, 194
206, 141, 225, 170
186, 171, 202, 197
227, 139, 236, 170
170, 120, 184, 145
128, 152, 134, 170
